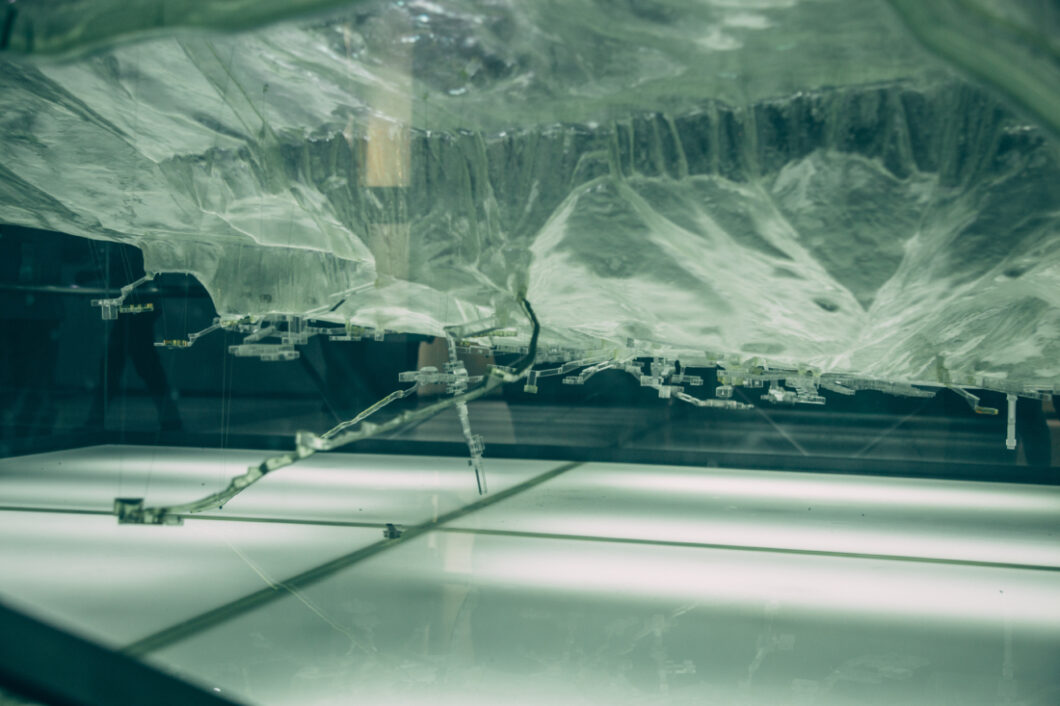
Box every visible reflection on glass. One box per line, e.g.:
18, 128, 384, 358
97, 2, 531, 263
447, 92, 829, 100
0, 1, 1058, 704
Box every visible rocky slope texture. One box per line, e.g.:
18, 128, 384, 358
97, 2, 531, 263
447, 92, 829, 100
0, 0, 1057, 390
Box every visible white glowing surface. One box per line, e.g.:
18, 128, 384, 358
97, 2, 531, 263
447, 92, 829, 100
2, 446, 1058, 705
453, 463, 1060, 569
572, 466, 1060, 513
152, 531, 1060, 706
0, 445, 550, 646
0, 445, 553, 522
0, 511, 381, 646
427, 535, 1060, 631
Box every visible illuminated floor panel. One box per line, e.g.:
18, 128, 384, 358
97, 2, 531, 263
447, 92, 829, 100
0, 511, 381, 646
450, 462, 1060, 569
151, 531, 1060, 706
1, 446, 1058, 705
0, 446, 551, 646
0, 445, 554, 522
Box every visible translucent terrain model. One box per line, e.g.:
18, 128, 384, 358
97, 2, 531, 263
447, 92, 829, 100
1, 0, 1058, 431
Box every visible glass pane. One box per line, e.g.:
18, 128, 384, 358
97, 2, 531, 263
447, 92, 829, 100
1, 0, 1058, 703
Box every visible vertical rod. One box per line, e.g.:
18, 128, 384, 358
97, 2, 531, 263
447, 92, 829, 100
1005, 393, 1017, 451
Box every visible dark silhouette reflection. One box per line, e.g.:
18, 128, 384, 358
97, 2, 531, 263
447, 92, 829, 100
1018, 396, 1051, 468
83, 245, 181, 432
0, 226, 63, 439
313, 334, 423, 418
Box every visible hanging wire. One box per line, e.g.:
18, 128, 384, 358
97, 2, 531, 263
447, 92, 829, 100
114, 299, 540, 524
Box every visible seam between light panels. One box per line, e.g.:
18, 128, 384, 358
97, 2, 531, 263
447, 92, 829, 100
120, 460, 583, 657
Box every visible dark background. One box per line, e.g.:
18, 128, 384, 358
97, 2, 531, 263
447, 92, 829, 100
1, 225, 1057, 483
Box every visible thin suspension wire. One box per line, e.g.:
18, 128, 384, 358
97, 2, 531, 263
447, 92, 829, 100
118, 299, 540, 524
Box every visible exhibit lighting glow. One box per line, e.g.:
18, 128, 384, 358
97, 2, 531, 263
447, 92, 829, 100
454, 510, 1060, 569
454, 464, 1060, 568
570, 464, 1060, 513
458, 537, 1060, 633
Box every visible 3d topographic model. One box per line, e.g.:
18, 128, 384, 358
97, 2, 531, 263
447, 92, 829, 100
2, 0, 1058, 509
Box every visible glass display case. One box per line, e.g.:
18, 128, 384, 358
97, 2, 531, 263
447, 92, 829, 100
1, 1, 1058, 704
